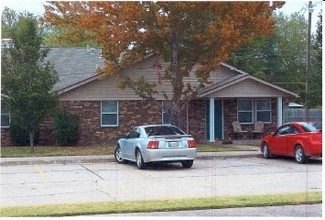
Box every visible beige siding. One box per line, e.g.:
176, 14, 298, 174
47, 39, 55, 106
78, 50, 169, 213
59, 54, 296, 101
206, 78, 292, 98
59, 54, 238, 101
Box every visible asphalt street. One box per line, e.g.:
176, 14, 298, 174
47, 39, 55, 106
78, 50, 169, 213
0, 148, 322, 217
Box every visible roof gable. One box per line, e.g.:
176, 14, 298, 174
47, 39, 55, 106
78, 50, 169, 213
199, 67, 298, 98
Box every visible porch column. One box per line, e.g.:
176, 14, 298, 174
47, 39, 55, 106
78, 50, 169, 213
277, 97, 283, 127
209, 98, 215, 142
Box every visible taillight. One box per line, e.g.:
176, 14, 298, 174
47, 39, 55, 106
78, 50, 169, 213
147, 140, 159, 149
188, 140, 197, 148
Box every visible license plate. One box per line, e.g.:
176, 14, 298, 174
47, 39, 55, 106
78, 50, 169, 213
168, 141, 179, 148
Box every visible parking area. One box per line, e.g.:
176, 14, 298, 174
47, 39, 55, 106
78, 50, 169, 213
0, 155, 322, 207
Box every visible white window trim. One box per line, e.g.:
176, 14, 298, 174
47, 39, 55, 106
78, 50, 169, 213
255, 99, 272, 124
101, 101, 119, 127
237, 99, 253, 124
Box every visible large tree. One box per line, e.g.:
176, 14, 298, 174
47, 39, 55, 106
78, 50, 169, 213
229, 11, 322, 108
1, 7, 18, 38
42, 1, 283, 125
1, 9, 58, 151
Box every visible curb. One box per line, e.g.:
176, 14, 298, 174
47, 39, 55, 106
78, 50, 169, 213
0, 151, 261, 166
0, 155, 114, 166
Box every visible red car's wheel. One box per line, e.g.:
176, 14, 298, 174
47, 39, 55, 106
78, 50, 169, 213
295, 145, 308, 164
262, 143, 271, 159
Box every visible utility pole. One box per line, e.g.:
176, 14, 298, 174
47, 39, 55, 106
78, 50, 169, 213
304, 1, 313, 122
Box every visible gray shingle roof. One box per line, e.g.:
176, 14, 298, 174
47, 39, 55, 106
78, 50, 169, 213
45, 47, 104, 91
44, 48, 298, 99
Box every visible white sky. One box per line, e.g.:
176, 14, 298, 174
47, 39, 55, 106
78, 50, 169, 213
1, 0, 323, 32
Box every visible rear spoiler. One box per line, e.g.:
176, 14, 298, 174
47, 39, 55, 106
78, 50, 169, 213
149, 135, 193, 139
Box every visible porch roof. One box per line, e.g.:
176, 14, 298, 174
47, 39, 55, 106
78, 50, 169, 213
198, 70, 299, 99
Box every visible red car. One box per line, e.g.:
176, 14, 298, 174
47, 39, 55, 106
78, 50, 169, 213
261, 122, 322, 164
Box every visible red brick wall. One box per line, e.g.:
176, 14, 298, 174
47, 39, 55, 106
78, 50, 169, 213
39, 100, 164, 146
40, 100, 207, 146
1, 98, 280, 146
188, 100, 206, 142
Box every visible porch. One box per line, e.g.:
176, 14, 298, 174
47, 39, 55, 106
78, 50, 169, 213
204, 97, 282, 143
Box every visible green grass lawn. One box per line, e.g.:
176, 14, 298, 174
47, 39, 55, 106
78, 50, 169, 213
1, 192, 321, 217
0, 144, 253, 158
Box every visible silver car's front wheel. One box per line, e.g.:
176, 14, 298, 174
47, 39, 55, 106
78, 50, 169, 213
136, 149, 146, 169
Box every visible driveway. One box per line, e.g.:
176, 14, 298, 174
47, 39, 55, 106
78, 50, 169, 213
0, 154, 321, 207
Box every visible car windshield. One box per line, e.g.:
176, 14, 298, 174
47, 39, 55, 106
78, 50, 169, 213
145, 126, 186, 136
301, 123, 319, 132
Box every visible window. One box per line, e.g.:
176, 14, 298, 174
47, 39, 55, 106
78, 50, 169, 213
277, 125, 291, 135
1, 103, 10, 128
237, 99, 272, 124
145, 125, 185, 136
237, 100, 253, 124
162, 101, 172, 124
277, 125, 299, 135
256, 99, 271, 123
101, 101, 118, 127
128, 127, 141, 138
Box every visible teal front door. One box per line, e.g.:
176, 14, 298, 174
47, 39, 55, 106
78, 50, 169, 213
206, 100, 223, 140
214, 100, 223, 140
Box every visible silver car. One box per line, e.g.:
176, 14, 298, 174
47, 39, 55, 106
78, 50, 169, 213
115, 125, 197, 169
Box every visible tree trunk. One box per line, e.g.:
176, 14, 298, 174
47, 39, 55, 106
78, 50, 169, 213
169, 103, 182, 128
29, 129, 35, 153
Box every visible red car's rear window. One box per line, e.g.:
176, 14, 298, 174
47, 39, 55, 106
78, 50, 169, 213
301, 123, 319, 132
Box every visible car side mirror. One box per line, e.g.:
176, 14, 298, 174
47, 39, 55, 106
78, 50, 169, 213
271, 132, 276, 136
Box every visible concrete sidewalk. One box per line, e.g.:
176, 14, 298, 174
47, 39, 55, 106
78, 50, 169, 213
0, 145, 261, 166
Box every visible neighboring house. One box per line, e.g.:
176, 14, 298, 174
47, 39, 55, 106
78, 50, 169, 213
1, 47, 298, 146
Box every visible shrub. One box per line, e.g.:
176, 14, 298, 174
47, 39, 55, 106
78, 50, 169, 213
53, 109, 80, 146
9, 121, 39, 146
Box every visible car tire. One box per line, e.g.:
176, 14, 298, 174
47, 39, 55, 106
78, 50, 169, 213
181, 160, 193, 168
114, 146, 126, 163
262, 143, 271, 159
136, 149, 146, 169
295, 145, 308, 164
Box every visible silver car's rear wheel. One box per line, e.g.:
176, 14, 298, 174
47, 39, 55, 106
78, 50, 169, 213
181, 160, 193, 168
136, 149, 146, 169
